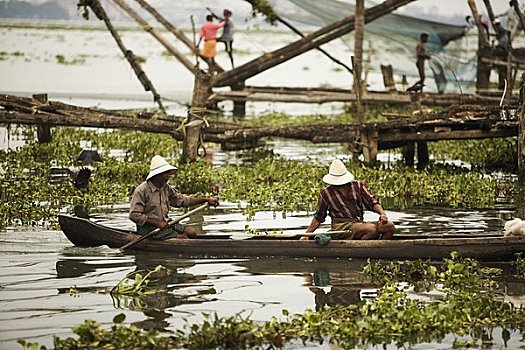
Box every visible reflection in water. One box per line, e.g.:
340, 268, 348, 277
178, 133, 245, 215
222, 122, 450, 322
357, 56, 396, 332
1, 204, 524, 349
234, 258, 378, 311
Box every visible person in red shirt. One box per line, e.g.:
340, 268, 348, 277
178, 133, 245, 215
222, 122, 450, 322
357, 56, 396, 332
302, 159, 395, 240
198, 15, 225, 73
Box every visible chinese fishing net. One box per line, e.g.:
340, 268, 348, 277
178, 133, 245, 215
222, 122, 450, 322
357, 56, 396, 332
269, 0, 478, 93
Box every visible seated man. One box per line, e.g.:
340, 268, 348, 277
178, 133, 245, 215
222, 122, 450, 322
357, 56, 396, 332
129, 155, 218, 239
302, 159, 395, 240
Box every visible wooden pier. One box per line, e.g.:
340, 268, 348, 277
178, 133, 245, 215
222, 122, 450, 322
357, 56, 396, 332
0, 93, 519, 166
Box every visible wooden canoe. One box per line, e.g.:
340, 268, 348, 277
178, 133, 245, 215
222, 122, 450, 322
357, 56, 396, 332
58, 215, 525, 261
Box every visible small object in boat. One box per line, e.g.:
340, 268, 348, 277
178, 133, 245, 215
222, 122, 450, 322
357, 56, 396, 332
315, 234, 331, 245
504, 218, 525, 236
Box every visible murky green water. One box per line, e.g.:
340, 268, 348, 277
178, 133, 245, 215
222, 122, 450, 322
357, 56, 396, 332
1, 204, 523, 349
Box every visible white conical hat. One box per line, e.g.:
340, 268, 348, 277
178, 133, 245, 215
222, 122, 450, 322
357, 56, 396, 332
146, 155, 178, 180
322, 159, 354, 185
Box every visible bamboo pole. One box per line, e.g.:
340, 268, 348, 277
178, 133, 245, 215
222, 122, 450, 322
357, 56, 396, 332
132, 0, 223, 73
263, 9, 353, 74
83, 0, 165, 112
110, 0, 195, 73
213, 0, 415, 87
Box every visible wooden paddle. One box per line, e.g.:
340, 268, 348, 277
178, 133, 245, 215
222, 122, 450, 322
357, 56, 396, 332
119, 203, 210, 252
229, 230, 349, 240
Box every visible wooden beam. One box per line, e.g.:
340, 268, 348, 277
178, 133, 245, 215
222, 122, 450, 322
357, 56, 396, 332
380, 129, 517, 143
84, 0, 165, 112
212, 0, 415, 87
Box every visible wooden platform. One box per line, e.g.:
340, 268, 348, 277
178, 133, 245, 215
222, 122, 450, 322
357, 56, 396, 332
0, 94, 518, 164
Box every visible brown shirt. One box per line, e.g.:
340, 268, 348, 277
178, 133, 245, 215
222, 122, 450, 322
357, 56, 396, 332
129, 180, 190, 226
313, 181, 379, 223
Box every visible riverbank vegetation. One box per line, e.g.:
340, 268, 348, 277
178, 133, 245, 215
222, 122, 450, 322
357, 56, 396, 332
19, 253, 525, 349
0, 124, 519, 229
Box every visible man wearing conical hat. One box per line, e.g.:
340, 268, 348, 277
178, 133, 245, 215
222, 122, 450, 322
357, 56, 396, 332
302, 159, 394, 240
129, 155, 219, 239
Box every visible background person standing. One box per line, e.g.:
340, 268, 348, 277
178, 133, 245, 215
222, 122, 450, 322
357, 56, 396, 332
197, 14, 225, 73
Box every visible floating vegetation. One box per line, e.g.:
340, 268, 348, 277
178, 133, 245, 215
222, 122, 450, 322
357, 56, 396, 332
516, 253, 525, 280
55, 54, 86, 65
0, 126, 519, 228
110, 265, 167, 311
429, 137, 517, 173
18, 254, 525, 349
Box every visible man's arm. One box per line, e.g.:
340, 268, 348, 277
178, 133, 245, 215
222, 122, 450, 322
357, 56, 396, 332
306, 217, 321, 233
372, 203, 388, 224
186, 196, 219, 207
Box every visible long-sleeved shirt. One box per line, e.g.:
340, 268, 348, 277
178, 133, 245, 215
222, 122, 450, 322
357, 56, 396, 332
313, 181, 380, 223
200, 21, 225, 41
129, 180, 190, 226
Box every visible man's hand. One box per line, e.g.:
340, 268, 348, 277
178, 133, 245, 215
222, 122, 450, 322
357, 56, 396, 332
207, 197, 219, 207
379, 214, 388, 224
155, 219, 169, 230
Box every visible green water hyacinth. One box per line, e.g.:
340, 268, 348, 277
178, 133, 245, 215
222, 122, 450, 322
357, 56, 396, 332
0, 126, 520, 228
19, 254, 525, 350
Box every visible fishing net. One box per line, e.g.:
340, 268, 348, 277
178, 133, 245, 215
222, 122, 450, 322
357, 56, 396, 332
269, 0, 477, 93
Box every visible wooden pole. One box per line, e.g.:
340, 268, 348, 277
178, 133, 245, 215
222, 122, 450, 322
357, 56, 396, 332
84, 0, 165, 112
381, 65, 396, 92
132, 0, 223, 73
181, 69, 211, 163
518, 73, 525, 184
353, 0, 365, 124
231, 81, 246, 117
468, 0, 490, 91
510, 0, 525, 36
482, 0, 497, 27
361, 128, 378, 166
33, 93, 52, 143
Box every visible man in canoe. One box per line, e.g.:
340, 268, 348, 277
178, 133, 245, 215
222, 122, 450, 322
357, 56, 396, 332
302, 159, 395, 240
129, 155, 219, 239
